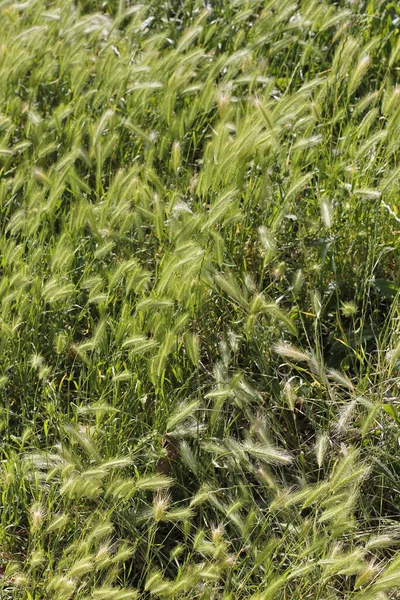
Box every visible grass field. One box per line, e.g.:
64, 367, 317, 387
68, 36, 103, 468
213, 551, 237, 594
0, 0, 400, 597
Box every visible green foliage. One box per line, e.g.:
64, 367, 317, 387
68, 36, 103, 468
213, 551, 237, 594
0, 0, 400, 598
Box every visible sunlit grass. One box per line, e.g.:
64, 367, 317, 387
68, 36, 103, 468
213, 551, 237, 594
0, 0, 400, 597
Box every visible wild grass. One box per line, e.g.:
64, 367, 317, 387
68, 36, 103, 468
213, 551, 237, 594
0, 0, 399, 597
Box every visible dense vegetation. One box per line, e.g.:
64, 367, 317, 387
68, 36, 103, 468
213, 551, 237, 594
0, 0, 400, 597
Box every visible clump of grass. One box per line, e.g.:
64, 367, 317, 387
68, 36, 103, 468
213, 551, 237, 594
0, 0, 400, 598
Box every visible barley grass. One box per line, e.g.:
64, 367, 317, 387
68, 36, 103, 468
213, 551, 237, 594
0, 0, 400, 598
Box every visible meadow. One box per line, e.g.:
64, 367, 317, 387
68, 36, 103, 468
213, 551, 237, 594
0, 0, 400, 597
